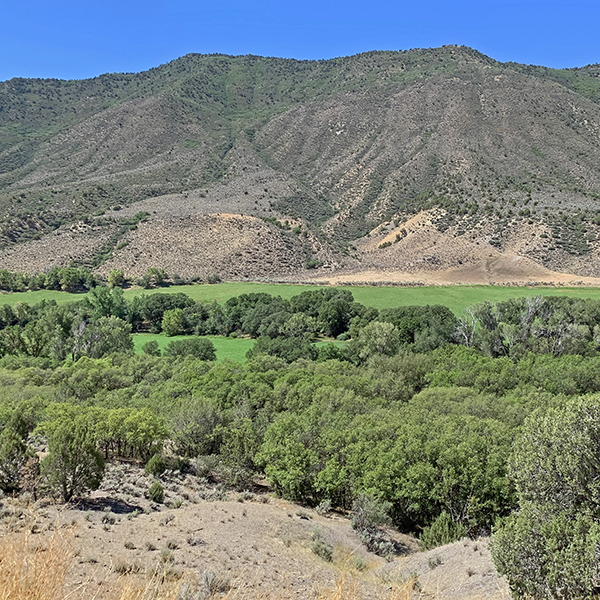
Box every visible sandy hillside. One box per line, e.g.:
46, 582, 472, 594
0, 462, 509, 600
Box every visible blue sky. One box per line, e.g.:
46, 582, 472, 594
2, 0, 599, 81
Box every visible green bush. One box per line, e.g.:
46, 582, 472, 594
145, 454, 166, 477
164, 337, 216, 360
142, 340, 161, 356
0, 426, 29, 493
148, 481, 164, 503
304, 259, 323, 269
492, 506, 600, 599
491, 397, 600, 597
420, 512, 467, 550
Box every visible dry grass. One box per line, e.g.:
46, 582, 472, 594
0, 530, 73, 600
0, 526, 416, 600
110, 577, 180, 600
314, 573, 419, 600
0, 528, 181, 600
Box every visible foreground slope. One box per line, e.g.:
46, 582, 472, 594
0, 462, 508, 599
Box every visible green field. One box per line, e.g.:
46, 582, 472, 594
133, 333, 255, 362
5, 281, 600, 314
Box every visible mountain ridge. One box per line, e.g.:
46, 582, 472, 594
2, 45, 600, 284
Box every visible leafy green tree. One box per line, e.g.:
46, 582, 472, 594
380, 305, 457, 352
318, 299, 353, 337
135, 293, 194, 332
70, 315, 133, 360
86, 286, 128, 320
142, 340, 161, 356
162, 308, 185, 336
279, 313, 319, 339
107, 269, 125, 288
164, 337, 216, 360
247, 336, 317, 363
348, 321, 401, 363
259, 412, 319, 502
146, 267, 167, 287
170, 398, 223, 457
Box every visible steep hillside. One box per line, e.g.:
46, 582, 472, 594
2, 46, 600, 281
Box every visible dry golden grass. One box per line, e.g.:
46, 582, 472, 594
110, 577, 180, 600
0, 528, 182, 600
0, 529, 73, 600
313, 572, 419, 600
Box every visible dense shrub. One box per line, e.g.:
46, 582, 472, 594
164, 337, 216, 360
420, 512, 467, 550
145, 454, 166, 476
492, 397, 600, 597
41, 413, 105, 502
148, 481, 164, 503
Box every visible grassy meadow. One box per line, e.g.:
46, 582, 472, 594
4, 281, 600, 314
132, 333, 255, 361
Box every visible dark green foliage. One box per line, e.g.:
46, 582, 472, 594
304, 259, 323, 269
0, 267, 98, 293
246, 336, 317, 362
145, 453, 166, 477
132, 293, 195, 333
142, 340, 161, 356
164, 337, 216, 360
169, 398, 223, 458
493, 507, 600, 599
148, 481, 164, 503
459, 296, 600, 358
380, 305, 457, 352
420, 512, 467, 550
492, 397, 600, 597
0, 425, 29, 493
347, 321, 401, 363
41, 411, 105, 502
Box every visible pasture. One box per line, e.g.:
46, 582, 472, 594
4, 281, 600, 314
133, 333, 255, 362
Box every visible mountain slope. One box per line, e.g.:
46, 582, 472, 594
1, 46, 600, 281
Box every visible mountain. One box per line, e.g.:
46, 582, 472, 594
2, 46, 600, 284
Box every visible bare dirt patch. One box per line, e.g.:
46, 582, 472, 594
97, 213, 313, 280
0, 462, 509, 599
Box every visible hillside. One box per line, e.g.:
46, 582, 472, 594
0, 462, 508, 600
2, 46, 600, 282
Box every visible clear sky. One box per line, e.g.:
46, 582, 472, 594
2, 0, 599, 81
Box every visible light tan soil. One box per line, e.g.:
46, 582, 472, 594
0, 463, 509, 599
